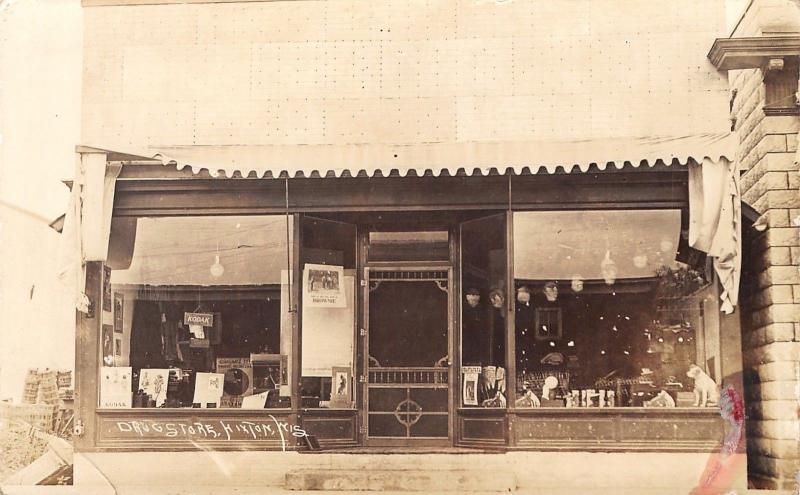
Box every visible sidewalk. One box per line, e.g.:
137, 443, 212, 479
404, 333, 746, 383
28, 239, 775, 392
1, 487, 796, 495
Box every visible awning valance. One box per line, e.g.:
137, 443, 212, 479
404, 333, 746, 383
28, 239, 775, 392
89, 133, 736, 178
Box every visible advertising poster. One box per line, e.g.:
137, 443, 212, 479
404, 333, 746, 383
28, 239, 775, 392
462, 366, 481, 406
100, 366, 132, 408
138, 368, 170, 407
193, 372, 225, 407
217, 357, 254, 408
303, 264, 345, 308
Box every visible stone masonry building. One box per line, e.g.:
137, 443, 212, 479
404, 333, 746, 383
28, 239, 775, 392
709, 0, 800, 489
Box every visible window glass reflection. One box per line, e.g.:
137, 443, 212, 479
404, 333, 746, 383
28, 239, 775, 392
103, 215, 293, 409
513, 210, 717, 408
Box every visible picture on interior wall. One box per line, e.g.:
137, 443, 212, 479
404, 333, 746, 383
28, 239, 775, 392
303, 264, 346, 308
535, 308, 562, 341
113, 292, 124, 333
102, 324, 114, 366
103, 266, 112, 311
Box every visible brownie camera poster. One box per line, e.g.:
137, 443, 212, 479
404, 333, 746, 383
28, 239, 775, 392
303, 264, 345, 308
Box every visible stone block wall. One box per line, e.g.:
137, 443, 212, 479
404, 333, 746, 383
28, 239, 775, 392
729, 58, 800, 490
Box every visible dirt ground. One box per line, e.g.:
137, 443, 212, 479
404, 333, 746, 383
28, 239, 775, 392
0, 421, 48, 482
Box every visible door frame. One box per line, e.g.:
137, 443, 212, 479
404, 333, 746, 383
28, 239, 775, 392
360, 263, 455, 447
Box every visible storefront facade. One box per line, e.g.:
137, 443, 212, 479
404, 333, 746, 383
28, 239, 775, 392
75, 162, 743, 454
68, 0, 759, 491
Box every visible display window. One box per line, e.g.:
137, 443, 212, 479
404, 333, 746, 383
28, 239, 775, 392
100, 215, 293, 409
512, 209, 721, 409
460, 213, 507, 408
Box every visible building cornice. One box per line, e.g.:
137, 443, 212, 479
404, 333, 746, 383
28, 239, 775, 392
708, 36, 800, 70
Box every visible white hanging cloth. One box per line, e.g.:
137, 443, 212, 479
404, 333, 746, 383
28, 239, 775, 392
57, 152, 122, 312
688, 157, 741, 314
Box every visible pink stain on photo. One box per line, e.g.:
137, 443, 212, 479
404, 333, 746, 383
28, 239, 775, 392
688, 384, 746, 495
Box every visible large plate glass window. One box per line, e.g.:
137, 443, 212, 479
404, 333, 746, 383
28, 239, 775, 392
101, 215, 293, 410
512, 209, 720, 409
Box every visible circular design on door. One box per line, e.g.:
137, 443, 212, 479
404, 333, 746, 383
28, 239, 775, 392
394, 399, 423, 426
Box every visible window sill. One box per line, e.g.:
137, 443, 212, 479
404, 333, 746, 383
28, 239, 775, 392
96, 407, 293, 414
457, 407, 718, 414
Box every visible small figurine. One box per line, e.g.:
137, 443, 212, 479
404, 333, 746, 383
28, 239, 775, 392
514, 389, 540, 408
541, 375, 559, 401
644, 390, 676, 408
686, 364, 719, 407
481, 391, 507, 408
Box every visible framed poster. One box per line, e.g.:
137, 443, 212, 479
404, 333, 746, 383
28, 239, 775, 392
330, 366, 352, 408
113, 292, 124, 333
102, 265, 112, 312
102, 324, 114, 366
534, 307, 562, 341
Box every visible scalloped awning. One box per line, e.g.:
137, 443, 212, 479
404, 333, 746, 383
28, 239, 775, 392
93, 133, 736, 178
69, 133, 741, 314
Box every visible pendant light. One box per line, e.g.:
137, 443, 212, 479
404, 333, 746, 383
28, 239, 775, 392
600, 250, 618, 285
210, 242, 225, 278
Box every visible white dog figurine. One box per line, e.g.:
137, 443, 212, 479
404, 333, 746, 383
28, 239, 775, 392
686, 364, 719, 407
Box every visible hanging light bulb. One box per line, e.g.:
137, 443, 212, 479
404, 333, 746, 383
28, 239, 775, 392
600, 250, 618, 285
210, 254, 225, 278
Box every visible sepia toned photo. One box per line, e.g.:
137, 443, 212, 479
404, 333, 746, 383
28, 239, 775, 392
1, 0, 799, 493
